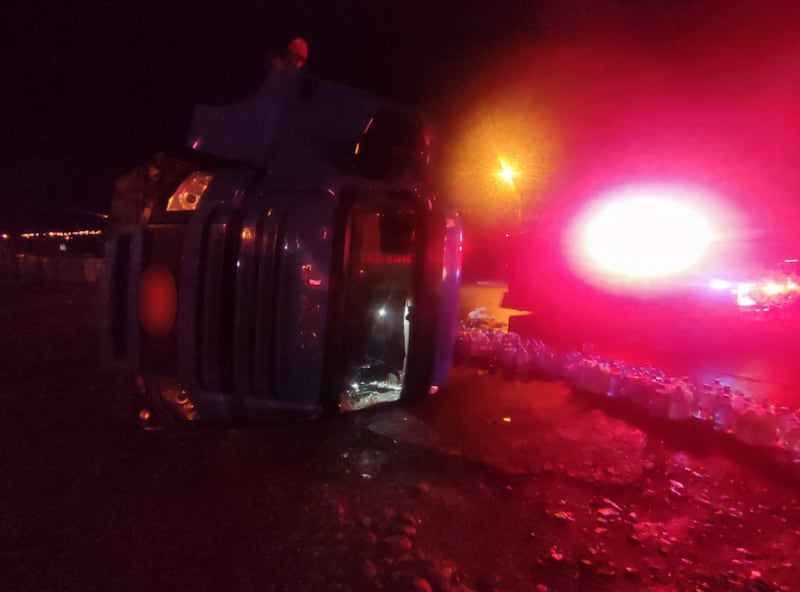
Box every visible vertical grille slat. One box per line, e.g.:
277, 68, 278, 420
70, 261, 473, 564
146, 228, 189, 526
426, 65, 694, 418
197, 208, 241, 391
233, 217, 260, 393
271, 215, 294, 399
252, 212, 285, 397
198, 215, 225, 390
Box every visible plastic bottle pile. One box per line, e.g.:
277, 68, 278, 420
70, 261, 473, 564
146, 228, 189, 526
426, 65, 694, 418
454, 321, 800, 468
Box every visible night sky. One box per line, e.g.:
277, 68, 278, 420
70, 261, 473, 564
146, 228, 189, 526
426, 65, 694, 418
3, 0, 529, 231
4, 1, 797, 231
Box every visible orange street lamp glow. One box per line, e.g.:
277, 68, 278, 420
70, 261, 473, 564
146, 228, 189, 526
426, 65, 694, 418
444, 98, 560, 223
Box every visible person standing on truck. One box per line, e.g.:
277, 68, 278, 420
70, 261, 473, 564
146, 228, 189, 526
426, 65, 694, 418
107, 152, 194, 233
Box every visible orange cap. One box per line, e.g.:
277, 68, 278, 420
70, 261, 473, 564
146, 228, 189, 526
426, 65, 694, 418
287, 37, 308, 64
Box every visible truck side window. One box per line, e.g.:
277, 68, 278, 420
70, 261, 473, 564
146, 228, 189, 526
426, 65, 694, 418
340, 202, 416, 410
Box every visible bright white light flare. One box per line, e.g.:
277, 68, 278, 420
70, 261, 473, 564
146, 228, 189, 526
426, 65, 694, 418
709, 278, 733, 291
583, 196, 715, 279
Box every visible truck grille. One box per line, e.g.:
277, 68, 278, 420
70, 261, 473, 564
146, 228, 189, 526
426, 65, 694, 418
195, 206, 286, 397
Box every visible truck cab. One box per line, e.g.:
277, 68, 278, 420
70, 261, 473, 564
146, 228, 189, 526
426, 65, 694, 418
104, 65, 461, 426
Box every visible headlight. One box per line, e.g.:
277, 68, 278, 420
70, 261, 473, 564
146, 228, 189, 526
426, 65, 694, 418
581, 190, 715, 280
165, 171, 213, 212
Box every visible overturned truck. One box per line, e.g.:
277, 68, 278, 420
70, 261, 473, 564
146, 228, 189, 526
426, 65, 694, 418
104, 65, 462, 426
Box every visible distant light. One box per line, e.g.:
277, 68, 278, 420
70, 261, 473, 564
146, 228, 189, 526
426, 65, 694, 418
764, 282, 784, 296
785, 258, 798, 264
737, 293, 757, 307
736, 283, 757, 307
709, 279, 733, 291
19, 229, 102, 240
378, 307, 387, 318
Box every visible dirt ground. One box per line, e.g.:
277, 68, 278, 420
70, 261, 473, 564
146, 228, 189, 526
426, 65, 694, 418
1, 283, 799, 591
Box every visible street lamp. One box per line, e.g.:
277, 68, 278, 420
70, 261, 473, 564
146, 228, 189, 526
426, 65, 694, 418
496, 157, 522, 221
498, 159, 516, 187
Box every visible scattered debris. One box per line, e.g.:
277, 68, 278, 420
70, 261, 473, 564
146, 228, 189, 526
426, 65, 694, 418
552, 511, 575, 523
549, 546, 565, 561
